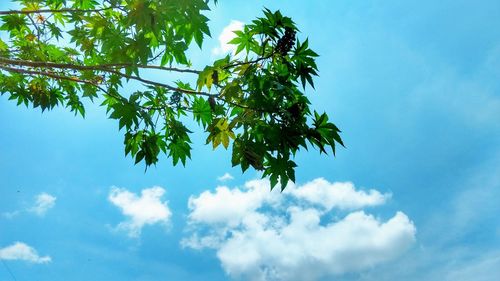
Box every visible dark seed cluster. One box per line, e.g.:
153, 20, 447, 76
211, 70, 219, 85
170, 91, 182, 106
276, 27, 296, 55
208, 96, 216, 111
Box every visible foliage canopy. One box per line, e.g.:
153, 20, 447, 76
0, 0, 343, 190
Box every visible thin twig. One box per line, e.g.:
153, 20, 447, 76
102, 63, 201, 74
0, 64, 108, 92
0, 57, 209, 96
223, 53, 274, 70
0, 7, 120, 16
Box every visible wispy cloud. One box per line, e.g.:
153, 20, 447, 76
2, 192, 56, 219
108, 186, 172, 238
183, 178, 415, 281
0, 242, 51, 264
355, 153, 500, 281
29, 193, 56, 216
443, 251, 500, 281
212, 20, 244, 56
217, 172, 234, 182
1, 210, 20, 219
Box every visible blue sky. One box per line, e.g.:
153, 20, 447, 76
1, 1, 499, 280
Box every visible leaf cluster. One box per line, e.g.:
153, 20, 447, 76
0, 1, 343, 191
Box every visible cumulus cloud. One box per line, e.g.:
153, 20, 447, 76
0, 242, 51, 264
182, 178, 415, 281
29, 192, 56, 216
212, 20, 244, 56
217, 172, 234, 182
187, 179, 280, 227
288, 178, 390, 210
109, 186, 171, 238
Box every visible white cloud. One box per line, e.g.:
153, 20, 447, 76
29, 192, 56, 216
212, 20, 244, 56
187, 179, 280, 227
182, 178, 416, 281
0, 242, 51, 264
108, 186, 171, 238
217, 172, 234, 182
288, 178, 390, 210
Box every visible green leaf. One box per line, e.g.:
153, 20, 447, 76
196, 67, 215, 91
169, 139, 191, 166
206, 118, 236, 149
109, 99, 140, 130
192, 97, 213, 128
262, 154, 297, 191
1, 14, 27, 32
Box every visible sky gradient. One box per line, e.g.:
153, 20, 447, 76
1, 1, 499, 280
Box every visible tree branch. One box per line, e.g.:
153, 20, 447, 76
0, 64, 107, 92
223, 53, 275, 70
0, 7, 120, 16
0, 57, 201, 75
101, 63, 201, 74
0, 57, 213, 97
